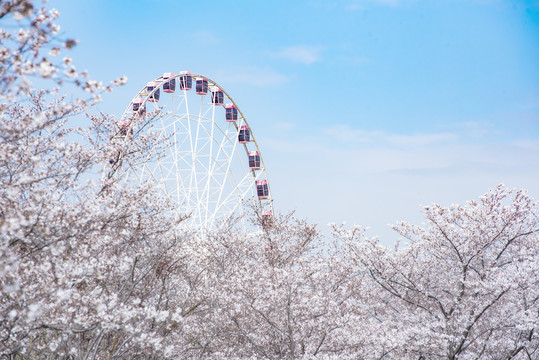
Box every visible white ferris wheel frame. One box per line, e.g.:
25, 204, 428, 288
107, 72, 273, 232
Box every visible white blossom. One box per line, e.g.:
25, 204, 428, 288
111, 75, 128, 86
37, 59, 57, 78
49, 8, 60, 19
13, 12, 24, 21
0, 48, 10, 60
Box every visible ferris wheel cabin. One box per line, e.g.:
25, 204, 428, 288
238, 125, 250, 143
248, 151, 261, 169
211, 86, 224, 105
179, 71, 192, 90
256, 180, 269, 199
146, 82, 160, 102
132, 97, 145, 115
225, 104, 238, 122
195, 77, 208, 95
162, 73, 176, 93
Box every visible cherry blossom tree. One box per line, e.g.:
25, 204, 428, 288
0, 1, 186, 358
175, 213, 365, 359
338, 185, 539, 359
2, 2, 538, 360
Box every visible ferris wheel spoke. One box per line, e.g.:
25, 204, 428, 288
211, 169, 261, 226
150, 122, 176, 200
213, 126, 242, 220
188, 96, 204, 223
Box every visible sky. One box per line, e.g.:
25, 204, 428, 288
52, 0, 539, 244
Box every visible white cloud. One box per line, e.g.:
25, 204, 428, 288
323, 124, 458, 147
447, 121, 493, 138
215, 66, 288, 87
345, 0, 402, 11
512, 140, 539, 152
271, 45, 325, 65
274, 122, 296, 130
386, 132, 458, 146
323, 125, 379, 143
185, 30, 221, 45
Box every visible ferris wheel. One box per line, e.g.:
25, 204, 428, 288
105, 71, 273, 231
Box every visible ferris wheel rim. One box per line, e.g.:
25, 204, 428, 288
112, 71, 273, 230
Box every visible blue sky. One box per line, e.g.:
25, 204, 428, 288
53, 0, 539, 243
